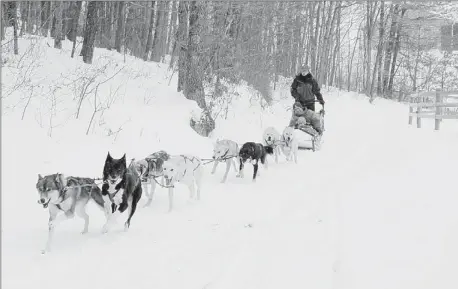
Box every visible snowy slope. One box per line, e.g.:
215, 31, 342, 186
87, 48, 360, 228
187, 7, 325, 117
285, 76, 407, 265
3, 35, 458, 289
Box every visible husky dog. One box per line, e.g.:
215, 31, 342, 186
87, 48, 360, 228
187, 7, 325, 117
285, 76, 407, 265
134, 150, 170, 208
162, 155, 204, 212
262, 127, 282, 164
281, 126, 299, 163
101, 153, 142, 233
211, 139, 240, 183
36, 173, 106, 254
237, 142, 274, 181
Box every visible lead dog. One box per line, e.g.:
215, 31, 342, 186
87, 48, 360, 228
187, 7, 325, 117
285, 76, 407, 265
162, 155, 204, 212
134, 150, 170, 207
237, 142, 274, 181
262, 127, 282, 163
211, 139, 240, 183
281, 126, 299, 163
36, 173, 106, 254
101, 153, 142, 233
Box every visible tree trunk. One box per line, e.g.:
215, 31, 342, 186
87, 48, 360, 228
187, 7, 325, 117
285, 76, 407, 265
348, 22, 362, 91
310, 2, 321, 75
186, 1, 214, 137
329, 4, 341, 87
71, 1, 82, 58
115, 1, 125, 53
364, 2, 378, 96
177, 1, 189, 92
54, 1, 63, 49
382, 4, 398, 96
140, 2, 149, 51
143, 1, 156, 61
387, 7, 406, 98
151, 1, 166, 62
19, 1, 27, 36
166, 0, 178, 55
41, 1, 50, 36
376, 1, 386, 95
1, 2, 6, 40
11, 2, 19, 54
82, 1, 99, 64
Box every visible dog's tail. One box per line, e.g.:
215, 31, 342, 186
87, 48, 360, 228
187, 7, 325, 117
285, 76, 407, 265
264, 145, 274, 155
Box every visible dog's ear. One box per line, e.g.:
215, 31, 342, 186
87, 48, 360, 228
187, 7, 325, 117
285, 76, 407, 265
106, 152, 113, 161
121, 154, 126, 160
38, 174, 43, 180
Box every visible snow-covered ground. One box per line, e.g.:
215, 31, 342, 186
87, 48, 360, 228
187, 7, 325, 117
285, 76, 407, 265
2, 35, 458, 289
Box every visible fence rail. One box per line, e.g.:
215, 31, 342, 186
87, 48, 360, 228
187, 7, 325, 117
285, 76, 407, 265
408, 90, 458, 130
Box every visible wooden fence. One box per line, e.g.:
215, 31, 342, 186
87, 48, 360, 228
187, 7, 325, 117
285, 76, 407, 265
408, 90, 458, 130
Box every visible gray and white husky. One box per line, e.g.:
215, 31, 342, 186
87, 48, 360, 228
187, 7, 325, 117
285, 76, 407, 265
133, 150, 170, 208
162, 155, 204, 212
36, 173, 106, 254
211, 139, 240, 183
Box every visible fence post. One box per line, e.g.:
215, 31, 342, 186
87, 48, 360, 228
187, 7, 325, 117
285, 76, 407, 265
435, 89, 442, 130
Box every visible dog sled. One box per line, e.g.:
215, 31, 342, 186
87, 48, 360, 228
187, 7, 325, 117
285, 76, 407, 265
292, 104, 325, 152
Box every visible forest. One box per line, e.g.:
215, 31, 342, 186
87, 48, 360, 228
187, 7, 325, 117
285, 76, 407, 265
2, 1, 458, 135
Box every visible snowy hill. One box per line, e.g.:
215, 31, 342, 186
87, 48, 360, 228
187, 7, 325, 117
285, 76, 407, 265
2, 35, 458, 289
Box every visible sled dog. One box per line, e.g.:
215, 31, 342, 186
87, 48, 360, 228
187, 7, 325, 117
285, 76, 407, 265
36, 173, 106, 254
237, 142, 274, 181
162, 155, 204, 212
134, 150, 170, 207
262, 127, 282, 163
211, 139, 240, 183
101, 153, 142, 233
281, 126, 299, 163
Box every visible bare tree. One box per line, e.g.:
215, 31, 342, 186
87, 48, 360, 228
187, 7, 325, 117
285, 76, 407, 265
115, 1, 125, 53
177, 1, 188, 92
54, 1, 63, 49
82, 1, 99, 64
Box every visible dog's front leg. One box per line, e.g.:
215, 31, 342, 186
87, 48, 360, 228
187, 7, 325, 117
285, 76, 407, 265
102, 209, 121, 234
211, 160, 219, 175
144, 179, 156, 208
252, 160, 259, 182
221, 159, 231, 183
142, 181, 149, 199
274, 146, 279, 163
236, 158, 244, 178
42, 206, 69, 254
75, 203, 90, 234
168, 187, 174, 212
187, 182, 196, 200
232, 158, 239, 173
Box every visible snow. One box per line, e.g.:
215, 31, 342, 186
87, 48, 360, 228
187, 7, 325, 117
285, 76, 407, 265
2, 34, 458, 289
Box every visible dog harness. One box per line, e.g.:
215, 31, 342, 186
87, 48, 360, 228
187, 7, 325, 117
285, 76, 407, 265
179, 155, 201, 179
53, 175, 74, 211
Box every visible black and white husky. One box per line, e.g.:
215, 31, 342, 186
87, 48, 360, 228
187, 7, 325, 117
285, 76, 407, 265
134, 150, 170, 207
237, 142, 274, 181
211, 139, 240, 183
101, 153, 142, 233
162, 155, 204, 212
36, 173, 106, 254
